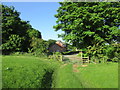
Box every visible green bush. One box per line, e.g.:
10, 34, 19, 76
11, 52, 33, 56
30, 37, 49, 56
54, 52, 62, 55
112, 57, 119, 62
83, 53, 88, 57
48, 52, 63, 62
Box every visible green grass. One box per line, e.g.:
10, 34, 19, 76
54, 64, 83, 88
76, 63, 118, 88
2, 55, 118, 88
2, 56, 59, 88
53, 63, 118, 88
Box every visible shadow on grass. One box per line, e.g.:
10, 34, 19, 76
41, 70, 54, 88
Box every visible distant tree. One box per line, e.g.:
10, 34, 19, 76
30, 37, 48, 55
54, 2, 120, 49
47, 39, 56, 47
27, 28, 42, 39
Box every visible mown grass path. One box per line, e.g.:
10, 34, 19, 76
56, 55, 118, 88
2, 55, 118, 88
54, 63, 118, 88
53, 64, 83, 88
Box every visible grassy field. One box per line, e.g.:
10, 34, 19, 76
54, 63, 118, 88
76, 63, 118, 88
2, 56, 60, 88
53, 64, 83, 88
2, 55, 118, 88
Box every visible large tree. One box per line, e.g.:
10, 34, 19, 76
1, 5, 42, 54
54, 2, 120, 49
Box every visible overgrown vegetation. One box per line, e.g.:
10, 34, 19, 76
48, 52, 63, 62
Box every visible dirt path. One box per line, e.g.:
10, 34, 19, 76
73, 64, 79, 72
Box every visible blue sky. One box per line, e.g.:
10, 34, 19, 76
2, 2, 64, 41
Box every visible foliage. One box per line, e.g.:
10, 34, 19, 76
47, 39, 56, 47
66, 43, 77, 51
86, 42, 120, 63
106, 43, 120, 61
54, 2, 120, 49
1, 5, 57, 55
27, 28, 42, 39
2, 35, 24, 54
2, 56, 60, 88
48, 52, 63, 61
62, 50, 79, 55
54, 2, 120, 62
30, 37, 49, 56
2, 5, 42, 54
11, 52, 34, 57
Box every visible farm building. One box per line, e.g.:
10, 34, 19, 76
48, 40, 66, 52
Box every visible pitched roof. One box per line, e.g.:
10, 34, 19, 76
56, 41, 66, 48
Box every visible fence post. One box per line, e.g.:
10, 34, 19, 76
88, 56, 89, 63
60, 55, 63, 61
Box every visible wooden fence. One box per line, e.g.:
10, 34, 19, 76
81, 57, 89, 64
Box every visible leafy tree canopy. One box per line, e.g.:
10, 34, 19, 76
1, 5, 42, 54
47, 39, 57, 47
54, 2, 120, 49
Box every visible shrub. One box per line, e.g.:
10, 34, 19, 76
112, 57, 119, 62
48, 52, 63, 62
